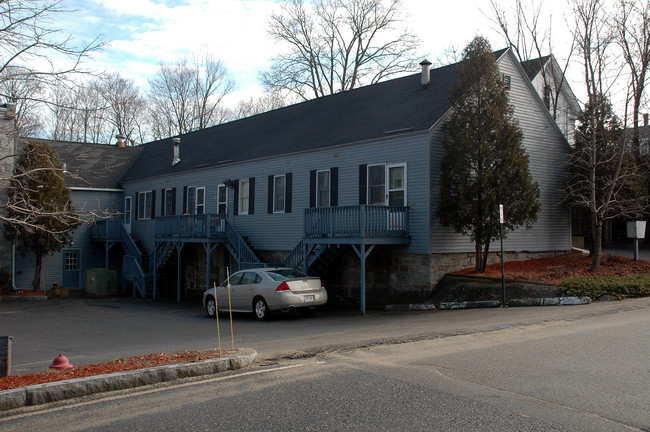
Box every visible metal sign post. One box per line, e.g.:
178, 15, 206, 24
499, 205, 506, 307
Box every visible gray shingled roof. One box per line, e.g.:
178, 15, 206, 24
121, 52, 501, 183
21, 139, 143, 189
520, 55, 552, 81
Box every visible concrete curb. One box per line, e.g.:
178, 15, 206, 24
0, 348, 256, 411
507, 296, 592, 307
438, 296, 592, 310
439, 300, 501, 310
0, 296, 47, 302
385, 303, 436, 311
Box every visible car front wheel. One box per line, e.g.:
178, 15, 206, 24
205, 296, 216, 318
253, 297, 270, 320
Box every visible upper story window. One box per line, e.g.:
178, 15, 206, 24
273, 175, 286, 213
317, 170, 330, 207
360, 163, 406, 206
239, 179, 250, 215
267, 173, 292, 214
137, 191, 153, 220
310, 168, 337, 208
184, 186, 205, 215
162, 188, 176, 216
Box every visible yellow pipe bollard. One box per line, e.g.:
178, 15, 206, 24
213, 282, 222, 358
227, 267, 235, 351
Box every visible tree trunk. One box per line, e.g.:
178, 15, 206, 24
33, 253, 43, 291
475, 242, 486, 273
482, 240, 491, 273
590, 219, 602, 272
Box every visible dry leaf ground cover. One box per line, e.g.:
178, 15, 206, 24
0, 350, 225, 391
451, 252, 650, 285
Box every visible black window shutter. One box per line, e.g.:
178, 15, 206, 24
309, 170, 316, 208
331, 167, 338, 207
359, 164, 367, 205
285, 172, 292, 213
233, 180, 239, 215
182, 186, 188, 214
134, 193, 139, 220
151, 190, 156, 219
267, 175, 274, 214
171, 187, 176, 215
249, 177, 255, 215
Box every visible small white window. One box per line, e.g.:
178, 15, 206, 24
196, 187, 205, 214
316, 170, 330, 207
239, 179, 250, 215
137, 191, 152, 220
273, 175, 286, 213
164, 188, 174, 216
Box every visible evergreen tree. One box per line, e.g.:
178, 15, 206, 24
4, 141, 79, 290
438, 36, 541, 273
565, 93, 646, 271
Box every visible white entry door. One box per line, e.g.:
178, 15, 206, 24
124, 196, 132, 234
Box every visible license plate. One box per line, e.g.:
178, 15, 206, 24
304, 295, 315, 302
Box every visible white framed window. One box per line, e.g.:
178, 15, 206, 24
239, 179, 250, 215
196, 187, 205, 214
137, 191, 153, 220
273, 175, 286, 213
217, 184, 228, 215
163, 188, 175, 216
366, 163, 407, 206
185, 186, 205, 215
368, 164, 386, 205
316, 170, 330, 207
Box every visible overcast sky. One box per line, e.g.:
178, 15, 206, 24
59, 0, 580, 107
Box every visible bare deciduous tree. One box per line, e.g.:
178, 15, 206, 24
0, 0, 104, 134
614, 0, 650, 159
228, 92, 289, 121
97, 72, 147, 145
148, 55, 235, 139
48, 81, 106, 143
261, 0, 421, 100
567, 0, 648, 271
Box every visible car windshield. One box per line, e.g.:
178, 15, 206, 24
265, 269, 307, 281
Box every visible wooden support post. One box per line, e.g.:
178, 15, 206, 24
1, 336, 12, 377
351, 244, 375, 315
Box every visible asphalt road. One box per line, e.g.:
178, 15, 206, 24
1, 294, 649, 375
1, 298, 648, 431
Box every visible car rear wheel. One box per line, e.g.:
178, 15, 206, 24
253, 297, 270, 320
205, 296, 216, 318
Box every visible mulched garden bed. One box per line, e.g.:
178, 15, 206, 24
451, 252, 650, 285
0, 349, 224, 391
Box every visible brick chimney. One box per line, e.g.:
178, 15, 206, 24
172, 137, 181, 166
420, 59, 432, 86
116, 134, 127, 148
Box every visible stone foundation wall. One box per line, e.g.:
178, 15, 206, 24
165, 243, 569, 306
312, 247, 569, 308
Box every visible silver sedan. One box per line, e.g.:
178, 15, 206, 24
202, 267, 328, 320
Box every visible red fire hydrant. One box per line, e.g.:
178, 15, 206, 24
49, 354, 73, 370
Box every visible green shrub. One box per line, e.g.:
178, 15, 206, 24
559, 274, 650, 299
